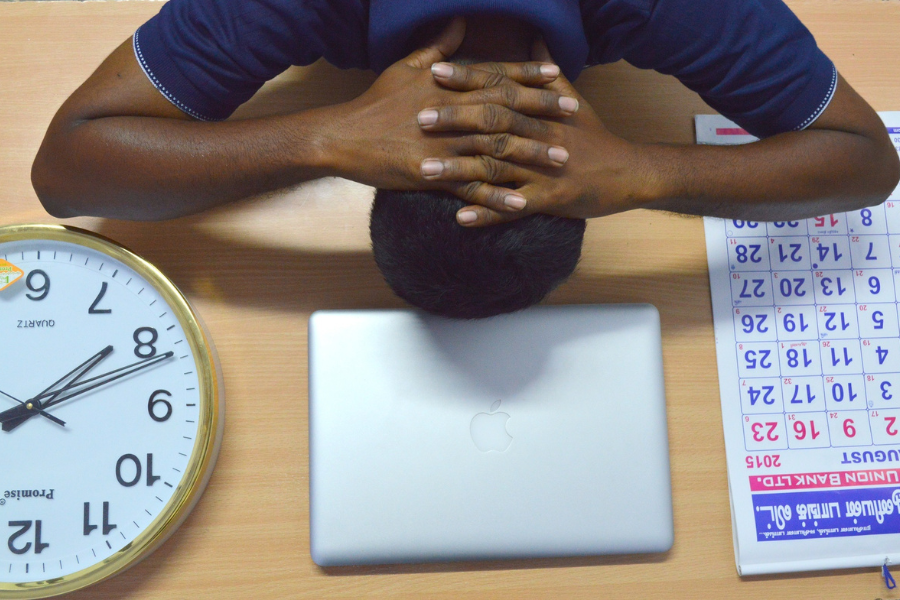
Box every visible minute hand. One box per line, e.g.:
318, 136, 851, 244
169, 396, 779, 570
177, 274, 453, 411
39, 352, 176, 410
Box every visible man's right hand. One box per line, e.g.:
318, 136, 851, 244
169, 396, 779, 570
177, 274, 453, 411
319, 17, 581, 210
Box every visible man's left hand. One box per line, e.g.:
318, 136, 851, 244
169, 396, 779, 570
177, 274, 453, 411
420, 61, 658, 226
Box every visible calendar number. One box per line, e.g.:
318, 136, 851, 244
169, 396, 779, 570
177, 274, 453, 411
743, 416, 788, 450
827, 410, 872, 446
783, 313, 809, 333
745, 350, 772, 370
792, 419, 821, 441
741, 314, 768, 334
736, 244, 762, 264
752, 422, 780, 442
814, 215, 840, 229
870, 409, 900, 445
779, 278, 807, 298
732, 220, 760, 229
748, 385, 776, 406
745, 454, 782, 469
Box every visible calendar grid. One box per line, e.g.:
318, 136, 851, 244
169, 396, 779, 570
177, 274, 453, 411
726, 205, 900, 452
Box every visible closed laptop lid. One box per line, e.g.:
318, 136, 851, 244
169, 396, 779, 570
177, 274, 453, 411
308, 304, 673, 566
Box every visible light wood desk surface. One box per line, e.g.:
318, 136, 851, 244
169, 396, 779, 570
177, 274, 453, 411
1, 1, 899, 598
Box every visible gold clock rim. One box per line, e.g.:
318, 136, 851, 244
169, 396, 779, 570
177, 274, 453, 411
0, 223, 224, 599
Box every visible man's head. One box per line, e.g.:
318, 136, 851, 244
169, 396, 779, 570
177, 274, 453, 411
370, 189, 586, 319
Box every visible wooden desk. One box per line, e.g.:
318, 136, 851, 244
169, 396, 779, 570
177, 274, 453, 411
1, 2, 898, 597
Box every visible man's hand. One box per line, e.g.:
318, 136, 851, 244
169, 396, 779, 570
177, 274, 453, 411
417, 62, 652, 225
319, 18, 584, 205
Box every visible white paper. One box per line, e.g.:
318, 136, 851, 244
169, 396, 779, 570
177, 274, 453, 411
699, 113, 900, 575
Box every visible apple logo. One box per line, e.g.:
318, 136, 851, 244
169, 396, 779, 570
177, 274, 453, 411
470, 400, 513, 452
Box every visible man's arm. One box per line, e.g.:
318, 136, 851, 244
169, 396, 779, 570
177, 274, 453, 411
32, 26, 578, 221
32, 40, 332, 220
414, 64, 900, 225
644, 74, 900, 220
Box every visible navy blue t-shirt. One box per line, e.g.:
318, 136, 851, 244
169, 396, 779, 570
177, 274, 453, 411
133, 0, 837, 139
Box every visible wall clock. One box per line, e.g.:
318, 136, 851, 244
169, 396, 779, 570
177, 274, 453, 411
0, 224, 224, 599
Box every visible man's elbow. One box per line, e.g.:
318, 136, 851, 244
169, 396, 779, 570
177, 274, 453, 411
842, 137, 900, 212
877, 144, 900, 203
32, 151, 71, 218
31, 141, 93, 219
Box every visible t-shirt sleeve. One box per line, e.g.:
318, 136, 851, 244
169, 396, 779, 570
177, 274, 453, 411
581, 0, 837, 138
133, 0, 369, 121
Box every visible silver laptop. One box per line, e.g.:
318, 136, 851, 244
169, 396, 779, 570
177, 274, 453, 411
308, 304, 673, 566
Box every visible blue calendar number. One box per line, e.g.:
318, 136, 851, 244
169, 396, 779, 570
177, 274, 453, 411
783, 312, 810, 333
736, 244, 763, 264
861, 209, 873, 227
748, 385, 776, 406
866, 242, 879, 261
883, 381, 893, 400
831, 382, 859, 403
777, 243, 803, 263
786, 348, 813, 368
773, 221, 800, 229
869, 276, 881, 295
816, 242, 844, 262
779, 278, 807, 298
820, 276, 848, 297
741, 314, 769, 334
732, 220, 760, 229
740, 279, 767, 298
829, 347, 854, 367
823, 311, 851, 332
789, 384, 817, 404
744, 349, 773, 370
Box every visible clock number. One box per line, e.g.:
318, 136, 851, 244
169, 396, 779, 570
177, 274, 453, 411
25, 270, 50, 301
88, 282, 112, 314
133, 327, 158, 359
7, 520, 49, 555
148, 390, 173, 422
84, 502, 117, 536
116, 453, 160, 487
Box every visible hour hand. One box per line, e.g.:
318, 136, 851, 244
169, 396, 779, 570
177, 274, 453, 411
1, 346, 112, 433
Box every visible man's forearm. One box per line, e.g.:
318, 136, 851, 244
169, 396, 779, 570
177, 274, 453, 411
642, 127, 899, 221
33, 107, 335, 221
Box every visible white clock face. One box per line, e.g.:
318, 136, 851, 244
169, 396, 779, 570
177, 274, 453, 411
0, 237, 213, 586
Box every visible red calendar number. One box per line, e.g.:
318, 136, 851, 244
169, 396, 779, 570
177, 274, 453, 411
792, 419, 821, 440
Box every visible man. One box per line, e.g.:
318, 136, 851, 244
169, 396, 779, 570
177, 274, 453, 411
32, 1, 900, 317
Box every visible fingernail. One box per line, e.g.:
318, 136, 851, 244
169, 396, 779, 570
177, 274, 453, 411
548, 146, 569, 165
431, 62, 454, 78
421, 159, 443, 177
458, 210, 478, 224
504, 194, 527, 210
418, 109, 439, 126
540, 64, 560, 78
559, 96, 579, 113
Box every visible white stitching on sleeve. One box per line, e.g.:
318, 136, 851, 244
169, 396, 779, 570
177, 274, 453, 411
794, 64, 837, 131
133, 27, 217, 122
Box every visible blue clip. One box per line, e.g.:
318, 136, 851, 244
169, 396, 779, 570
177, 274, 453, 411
883, 562, 896, 590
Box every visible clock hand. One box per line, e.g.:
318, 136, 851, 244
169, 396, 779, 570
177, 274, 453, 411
0, 346, 113, 432
32, 351, 176, 405
0, 388, 66, 427
39, 351, 176, 410
33, 345, 114, 400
